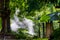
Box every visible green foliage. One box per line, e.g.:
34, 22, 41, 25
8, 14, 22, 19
9, 0, 60, 25
27, 0, 41, 12
0, 18, 2, 31
12, 28, 33, 39
50, 28, 60, 40
33, 38, 48, 40
40, 15, 50, 22
53, 21, 59, 30
9, 0, 60, 22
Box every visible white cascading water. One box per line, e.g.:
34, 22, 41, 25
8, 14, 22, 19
11, 8, 35, 35
23, 18, 35, 35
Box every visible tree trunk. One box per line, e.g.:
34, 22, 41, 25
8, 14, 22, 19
42, 22, 45, 38
38, 23, 40, 38
7, 16, 11, 33
46, 21, 53, 38
1, 0, 11, 34
58, 20, 60, 28
1, 17, 7, 33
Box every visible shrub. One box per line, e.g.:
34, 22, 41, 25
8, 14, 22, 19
49, 28, 60, 40
12, 28, 34, 40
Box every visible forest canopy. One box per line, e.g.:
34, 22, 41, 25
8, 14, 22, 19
9, 0, 60, 22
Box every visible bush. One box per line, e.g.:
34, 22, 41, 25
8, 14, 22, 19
49, 28, 60, 40
12, 28, 34, 40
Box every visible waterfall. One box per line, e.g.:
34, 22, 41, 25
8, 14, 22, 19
10, 8, 35, 35
23, 18, 35, 35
